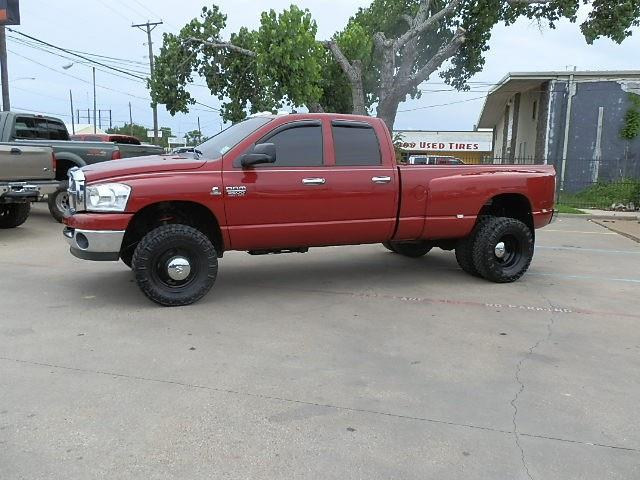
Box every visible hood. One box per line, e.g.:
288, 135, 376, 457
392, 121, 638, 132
82, 154, 207, 182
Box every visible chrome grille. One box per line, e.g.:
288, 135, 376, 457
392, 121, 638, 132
67, 168, 86, 213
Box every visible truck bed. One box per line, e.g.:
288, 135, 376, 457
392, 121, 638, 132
395, 164, 556, 241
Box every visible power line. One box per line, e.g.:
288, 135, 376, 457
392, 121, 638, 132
7, 36, 151, 80
6, 28, 146, 80
8, 49, 151, 102
96, 0, 132, 24
397, 95, 487, 113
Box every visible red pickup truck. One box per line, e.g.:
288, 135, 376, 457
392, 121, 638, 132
63, 113, 556, 306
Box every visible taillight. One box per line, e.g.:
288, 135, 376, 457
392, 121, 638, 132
52, 152, 57, 173
111, 149, 122, 160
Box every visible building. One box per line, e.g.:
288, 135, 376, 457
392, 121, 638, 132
477, 71, 640, 191
394, 130, 493, 164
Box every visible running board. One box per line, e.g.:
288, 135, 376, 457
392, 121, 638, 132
247, 248, 309, 256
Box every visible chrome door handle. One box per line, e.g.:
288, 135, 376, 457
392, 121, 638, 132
302, 178, 326, 185
372, 176, 392, 184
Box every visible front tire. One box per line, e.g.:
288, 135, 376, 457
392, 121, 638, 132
132, 224, 218, 306
383, 241, 432, 258
472, 217, 534, 283
0, 203, 30, 229
48, 182, 69, 223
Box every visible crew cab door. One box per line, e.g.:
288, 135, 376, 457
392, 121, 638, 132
222, 118, 397, 250
0, 144, 54, 181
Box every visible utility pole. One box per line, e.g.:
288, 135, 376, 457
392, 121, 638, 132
92, 67, 97, 134
69, 90, 75, 134
197, 116, 201, 143
132, 21, 163, 145
128, 102, 133, 136
0, 26, 10, 111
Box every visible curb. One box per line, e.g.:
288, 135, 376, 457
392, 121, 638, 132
591, 219, 640, 244
558, 213, 640, 221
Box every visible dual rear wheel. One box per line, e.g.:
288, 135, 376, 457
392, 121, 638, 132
385, 216, 534, 283
456, 216, 533, 282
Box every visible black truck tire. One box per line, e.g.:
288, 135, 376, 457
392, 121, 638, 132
132, 224, 218, 307
0, 203, 31, 229
48, 182, 70, 223
383, 241, 432, 258
455, 216, 492, 277
472, 217, 534, 283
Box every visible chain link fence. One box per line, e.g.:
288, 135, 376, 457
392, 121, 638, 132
479, 156, 640, 211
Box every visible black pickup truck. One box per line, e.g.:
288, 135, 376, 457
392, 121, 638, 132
0, 112, 163, 221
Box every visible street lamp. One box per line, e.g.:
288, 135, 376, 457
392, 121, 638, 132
63, 63, 97, 134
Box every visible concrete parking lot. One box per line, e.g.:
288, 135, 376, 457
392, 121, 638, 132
1, 204, 639, 480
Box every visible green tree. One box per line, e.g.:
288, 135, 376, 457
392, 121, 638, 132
150, 1, 640, 130
107, 123, 149, 141
107, 123, 173, 148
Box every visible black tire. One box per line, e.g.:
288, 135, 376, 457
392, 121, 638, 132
472, 217, 534, 283
120, 248, 134, 269
382, 242, 397, 253
455, 216, 491, 277
0, 203, 31, 229
132, 224, 218, 306
384, 241, 432, 258
48, 182, 69, 223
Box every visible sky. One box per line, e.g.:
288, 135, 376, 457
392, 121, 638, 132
6, 0, 640, 138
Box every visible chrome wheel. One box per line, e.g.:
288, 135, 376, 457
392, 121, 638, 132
167, 256, 191, 281
56, 191, 70, 214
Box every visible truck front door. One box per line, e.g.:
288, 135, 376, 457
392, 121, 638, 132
222, 118, 397, 250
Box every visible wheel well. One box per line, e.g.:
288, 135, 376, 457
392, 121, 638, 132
477, 194, 533, 232
121, 201, 224, 258
55, 159, 80, 181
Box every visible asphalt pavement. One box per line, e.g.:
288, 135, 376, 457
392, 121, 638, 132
1, 204, 639, 480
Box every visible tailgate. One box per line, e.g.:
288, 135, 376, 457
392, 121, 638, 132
0, 143, 55, 181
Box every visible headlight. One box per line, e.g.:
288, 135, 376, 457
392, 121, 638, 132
86, 183, 131, 212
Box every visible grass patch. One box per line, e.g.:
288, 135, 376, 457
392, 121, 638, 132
555, 205, 586, 214
558, 178, 640, 209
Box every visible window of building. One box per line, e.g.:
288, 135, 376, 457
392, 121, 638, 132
332, 122, 381, 166
532, 100, 538, 121
261, 124, 323, 167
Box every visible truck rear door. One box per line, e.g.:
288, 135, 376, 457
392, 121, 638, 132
0, 143, 54, 181
319, 119, 398, 243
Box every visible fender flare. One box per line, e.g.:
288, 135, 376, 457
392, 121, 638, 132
54, 152, 86, 180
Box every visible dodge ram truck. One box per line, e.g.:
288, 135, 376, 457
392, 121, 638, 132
0, 143, 56, 228
63, 113, 556, 306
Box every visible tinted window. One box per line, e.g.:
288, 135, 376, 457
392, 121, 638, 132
261, 125, 323, 167
47, 120, 69, 140
333, 124, 381, 166
198, 117, 272, 159
14, 117, 48, 139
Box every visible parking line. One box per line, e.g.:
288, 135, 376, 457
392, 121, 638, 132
537, 246, 640, 255
252, 285, 640, 320
528, 272, 640, 284
540, 230, 617, 235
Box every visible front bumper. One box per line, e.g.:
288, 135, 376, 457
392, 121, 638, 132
63, 227, 124, 261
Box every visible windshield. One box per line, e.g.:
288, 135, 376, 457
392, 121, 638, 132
197, 117, 273, 159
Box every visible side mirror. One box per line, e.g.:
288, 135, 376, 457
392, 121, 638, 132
240, 143, 276, 167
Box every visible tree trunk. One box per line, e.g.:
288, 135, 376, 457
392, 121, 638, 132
350, 61, 367, 116
307, 102, 325, 113
377, 94, 401, 132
